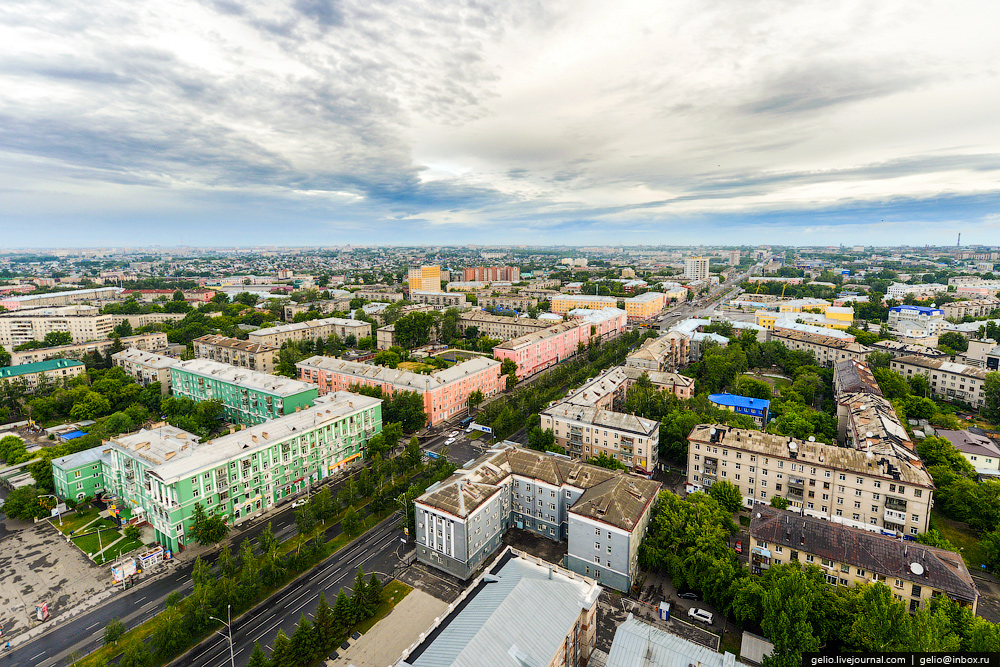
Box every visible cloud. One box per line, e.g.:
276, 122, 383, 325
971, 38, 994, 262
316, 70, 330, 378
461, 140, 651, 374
0, 0, 998, 245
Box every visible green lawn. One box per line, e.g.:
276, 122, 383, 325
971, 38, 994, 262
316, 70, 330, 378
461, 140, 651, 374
71, 528, 122, 557
94, 538, 144, 565
932, 511, 988, 571
56, 508, 102, 535
353, 581, 413, 635
743, 372, 791, 391
398, 361, 435, 373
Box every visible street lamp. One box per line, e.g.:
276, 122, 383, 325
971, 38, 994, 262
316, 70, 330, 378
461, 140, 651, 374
209, 604, 235, 667
38, 494, 62, 527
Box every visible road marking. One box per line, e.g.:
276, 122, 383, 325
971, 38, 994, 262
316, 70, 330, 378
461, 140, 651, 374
86, 621, 100, 630
259, 618, 284, 640
30, 652, 46, 660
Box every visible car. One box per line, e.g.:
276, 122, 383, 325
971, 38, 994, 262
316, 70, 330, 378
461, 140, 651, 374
446, 437, 456, 444
676, 590, 700, 601
449, 431, 460, 437
291, 498, 309, 508
687, 608, 713, 625
466, 426, 475, 433
735, 540, 743, 554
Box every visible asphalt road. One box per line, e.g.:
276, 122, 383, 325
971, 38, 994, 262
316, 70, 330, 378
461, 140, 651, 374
0, 465, 370, 667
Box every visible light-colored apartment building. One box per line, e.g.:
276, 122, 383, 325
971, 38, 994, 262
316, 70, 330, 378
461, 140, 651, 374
0, 287, 123, 311
870, 339, 949, 360
407, 265, 441, 292
569, 307, 628, 340
550, 294, 616, 315
521, 287, 560, 301
889, 355, 989, 408
412, 445, 659, 592
409, 290, 466, 307
493, 321, 586, 378
888, 305, 946, 334
458, 311, 551, 341
356, 289, 404, 303
936, 429, 1000, 476
110, 312, 187, 329
248, 317, 371, 347
477, 295, 538, 312
0, 358, 85, 391
771, 329, 871, 367
170, 358, 318, 425
687, 425, 934, 535
0, 305, 114, 349
625, 331, 689, 372
749, 506, 977, 613
943, 299, 1000, 320
623, 292, 666, 322
282, 298, 353, 322
620, 366, 695, 400
10, 332, 168, 365
683, 257, 710, 281
112, 349, 176, 394
296, 355, 501, 426
886, 282, 948, 300
52, 392, 382, 552
193, 335, 279, 374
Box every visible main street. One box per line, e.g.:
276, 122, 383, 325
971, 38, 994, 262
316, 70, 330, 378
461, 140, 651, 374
0, 465, 372, 667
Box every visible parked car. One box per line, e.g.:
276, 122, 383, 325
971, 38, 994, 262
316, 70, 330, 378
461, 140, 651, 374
291, 498, 309, 508
449, 431, 460, 437
687, 608, 713, 625
735, 540, 743, 554
676, 590, 700, 601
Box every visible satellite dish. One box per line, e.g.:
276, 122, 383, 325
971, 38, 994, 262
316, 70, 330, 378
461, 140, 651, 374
866, 431, 874, 438
710, 428, 716, 435
910, 562, 924, 576
756, 513, 761, 519
808, 436, 816, 442
788, 442, 797, 451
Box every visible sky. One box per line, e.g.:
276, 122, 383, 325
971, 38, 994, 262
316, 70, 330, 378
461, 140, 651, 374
2, 0, 1000, 247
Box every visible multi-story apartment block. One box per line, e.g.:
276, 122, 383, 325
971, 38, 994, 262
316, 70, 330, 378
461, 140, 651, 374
110, 312, 187, 330
461, 266, 521, 282
399, 548, 600, 667
625, 331, 689, 372
771, 329, 872, 367
888, 305, 946, 334
409, 290, 466, 307
749, 506, 977, 613
51, 446, 108, 502
942, 299, 1000, 320
248, 317, 371, 347
889, 355, 989, 408
356, 288, 404, 303
521, 287, 560, 301
0, 358, 85, 391
550, 294, 616, 315
193, 335, 279, 374
0, 305, 114, 349
0, 286, 123, 311
569, 307, 628, 340
282, 298, 353, 322
493, 321, 587, 378
413, 445, 659, 591
407, 265, 441, 292
541, 399, 659, 475
477, 295, 538, 312
683, 256, 710, 281
296, 355, 501, 426
886, 282, 949, 300
687, 425, 934, 535
870, 339, 950, 360
10, 332, 168, 365
51, 392, 382, 552
620, 366, 695, 400
112, 349, 176, 394
170, 359, 318, 425
622, 292, 666, 321
457, 311, 551, 341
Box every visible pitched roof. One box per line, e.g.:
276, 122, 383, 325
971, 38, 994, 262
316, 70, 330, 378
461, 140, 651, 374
935, 429, 1000, 458
0, 358, 84, 379
750, 506, 977, 604
607, 615, 740, 667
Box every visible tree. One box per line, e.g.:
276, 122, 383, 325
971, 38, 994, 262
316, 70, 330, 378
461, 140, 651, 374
172, 290, 185, 301
124, 525, 141, 541
118, 641, 153, 667
938, 331, 969, 354
333, 588, 353, 629
190, 502, 228, 545
467, 389, 485, 412
151, 603, 187, 659
351, 568, 372, 620
366, 572, 383, 609
373, 350, 401, 368
312, 486, 334, 524
313, 592, 336, 646
846, 583, 911, 651
587, 452, 627, 471
708, 480, 743, 513
247, 642, 269, 667
769, 496, 790, 510
113, 319, 134, 338
342, 506, 362, 538
984, 373, 1000, 425
291, 614, 320, 664
760, 569, 821, 667
103, 618, 127, 646
0, 346, 10, 368
295, 504, 317, 553
270, 629, 294, 667
42, 331, 73, 347
2, 485, 46, 520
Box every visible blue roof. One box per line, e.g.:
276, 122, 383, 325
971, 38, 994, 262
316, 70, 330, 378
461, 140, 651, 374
889, 305, 943, 314
709, 393, 770, 410
59, 430, 87, 441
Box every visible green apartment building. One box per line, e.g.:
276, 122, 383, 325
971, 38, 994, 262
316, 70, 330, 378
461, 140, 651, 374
169, 358, 318, 426
51, 391, 382, 552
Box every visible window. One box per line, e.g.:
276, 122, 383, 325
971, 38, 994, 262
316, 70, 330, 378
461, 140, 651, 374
856, 477, 863, 484
857, 569, 866, 577
914, 489, 922, 498
874, 481, 881, 489
894, 579, 904, 588
805, 555, 814, 563
839, 473, 846, 481
790, 550, 799, 561
595, 542, 600, 550
607, 546, 612, 554
841, 564, 850, 573
825, 574, 838, 586
912, 584, 922, 597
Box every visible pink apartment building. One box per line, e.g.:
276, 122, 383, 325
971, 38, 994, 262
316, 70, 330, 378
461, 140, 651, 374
568, 307, 628, 339
492, 321, 588, 378
296, 355, 502, 426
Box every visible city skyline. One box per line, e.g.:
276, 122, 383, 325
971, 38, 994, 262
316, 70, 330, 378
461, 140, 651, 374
2, 0, 999, 246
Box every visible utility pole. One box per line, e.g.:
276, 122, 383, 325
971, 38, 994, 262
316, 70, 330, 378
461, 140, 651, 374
209, 605, 235, 667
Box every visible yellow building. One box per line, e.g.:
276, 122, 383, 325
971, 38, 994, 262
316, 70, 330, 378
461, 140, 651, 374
754, 310, 778, 331
623, 292, 666, 321
551, 294, 617, 315
407, 265, 441, 292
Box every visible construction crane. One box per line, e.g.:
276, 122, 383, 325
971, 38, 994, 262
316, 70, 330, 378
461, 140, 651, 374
780, 283, 788, 299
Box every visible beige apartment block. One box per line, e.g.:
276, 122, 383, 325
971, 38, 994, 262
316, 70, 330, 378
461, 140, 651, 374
410, 290, 466, 307
478, 296, 538, 312
687, 425, 934, 535
772, 329, 872, 368
0, 305, 114, 349
458, 311, 551, 341
112, 349, 176, 394
248, 317, 371, 347
10, 332, 168, 365
889, 355, 989, 408
193, 334, 279, 374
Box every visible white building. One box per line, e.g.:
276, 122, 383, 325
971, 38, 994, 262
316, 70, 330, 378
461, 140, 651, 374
684, 256, 710, 281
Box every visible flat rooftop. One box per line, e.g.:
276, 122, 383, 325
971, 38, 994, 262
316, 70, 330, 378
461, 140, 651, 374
193, 334, 278, 353
297, 355, 499, 392
170, 358, 317, 397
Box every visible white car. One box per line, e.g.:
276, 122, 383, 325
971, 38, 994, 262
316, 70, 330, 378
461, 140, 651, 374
445, 437, 456, 444
687, 608, 713, 625
291, 498, 309, 508
449, 431, 460, 437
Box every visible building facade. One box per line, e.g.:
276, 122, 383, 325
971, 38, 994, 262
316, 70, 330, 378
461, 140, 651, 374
0, 305, 114, 348
248, 317, 371, 347
888, 306, 946, 334
193, 335, 279, 374
282, 298, 353, 322
0, 358, 85, 391
297, 355, 501, 426
409, 290, 466, 307
622, 292, 666, 321
112, 349, 176, 394
477, 295, 538, 312
492, 321, 587, 378
407, 265, 441, 292
687, 425, 934, 535
550, 295, 616, 315
10, 332, 168, 365
462, 266, 521, 282
889, 355, 989, 408
942, 299, 1000, 320
771, 329, 872, 367
458, 311, 551, 340
708, 393, 770, 427
170, 359, 318, 425
0, 287, 123, 311
684, 257, 710, 281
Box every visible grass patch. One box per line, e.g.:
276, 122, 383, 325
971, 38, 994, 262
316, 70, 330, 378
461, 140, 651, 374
55, 508, 102, 535
465, 432, 482, 440
932, 511, 988, 571
71, 611, 159, 667
738, 515, 750, 527
720, 631, 741, 656
95, 538, 145, 565
71, 528, 122, 557
397, 361, 435, 373
353, 581, 413, 635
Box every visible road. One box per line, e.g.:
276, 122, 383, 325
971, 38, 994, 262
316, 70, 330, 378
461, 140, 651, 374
0, 465, 371, 667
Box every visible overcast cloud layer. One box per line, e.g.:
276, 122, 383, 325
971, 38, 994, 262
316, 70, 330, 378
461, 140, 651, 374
1, 0, 999, 246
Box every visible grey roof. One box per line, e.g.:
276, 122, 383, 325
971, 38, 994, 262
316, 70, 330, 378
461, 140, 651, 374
112, 349, 176, 369
606, 615, 740, 667
193, 334, 278, 353
296, 355, 499, 392
404, 550, 600, 667
542, 402, 659, 437
170, 358, 316, 397
834, 359, 882, 397
52, 446, 111, 471
935, 429, 1000, 458
750, 506, 977, 604
892, 355, 988, 379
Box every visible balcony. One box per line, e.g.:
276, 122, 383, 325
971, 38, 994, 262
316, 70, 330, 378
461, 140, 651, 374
884, 508, 906, 524
885, 496, 907, 512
